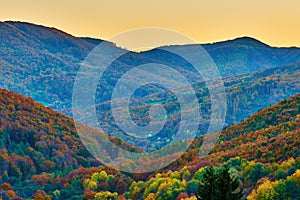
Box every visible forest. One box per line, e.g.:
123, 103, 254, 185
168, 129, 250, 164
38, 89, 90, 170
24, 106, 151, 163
0, 21, 300, 200
0, 89, 299, 199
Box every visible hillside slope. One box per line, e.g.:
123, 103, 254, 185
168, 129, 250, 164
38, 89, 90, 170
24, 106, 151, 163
170, 94, 300, 168
208, 94, 300, 163
0, 89, 140, 183
0, 90, 299, 199
94, 93, 300, 173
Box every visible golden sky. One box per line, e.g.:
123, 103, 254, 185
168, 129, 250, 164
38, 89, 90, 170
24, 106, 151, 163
1, 0, 300, 48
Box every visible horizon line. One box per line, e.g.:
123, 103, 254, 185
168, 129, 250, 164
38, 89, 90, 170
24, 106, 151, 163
2, 20, 300, 50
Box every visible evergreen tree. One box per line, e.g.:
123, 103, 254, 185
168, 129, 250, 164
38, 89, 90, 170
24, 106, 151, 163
197, 166, 243, 200
216, 166, 243, 200
197, 167, 217, 200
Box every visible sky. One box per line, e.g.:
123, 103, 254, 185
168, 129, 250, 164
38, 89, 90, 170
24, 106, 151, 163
1, 0, 300, 48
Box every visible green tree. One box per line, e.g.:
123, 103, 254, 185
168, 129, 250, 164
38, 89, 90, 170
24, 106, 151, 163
216, 166, 243, 200
197, 167, 216, 200
197, 166, 243, 200
275, 169, 286, 180
285, 179, 300, 200
187, 179, 200, 195
244, 162, 269, 183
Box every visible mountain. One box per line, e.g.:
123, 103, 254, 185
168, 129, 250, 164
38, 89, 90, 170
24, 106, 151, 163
143, 36, 300, 76
93, 62, 300, 150
181, 94, 300, 167
208, 93, 300, 163
0, 21, 104, 108
130, 94, 300, 199
0, 89, 140, 186
1, 91, 298, 199
1, 21, 300, 110
1, 21, 300, 150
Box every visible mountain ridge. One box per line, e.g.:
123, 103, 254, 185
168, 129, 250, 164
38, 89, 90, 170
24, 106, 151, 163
1, 21, 300, 150
3, 21, 300, 49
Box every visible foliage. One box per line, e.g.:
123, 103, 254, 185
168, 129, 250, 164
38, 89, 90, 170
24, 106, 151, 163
196, 166, 243, 200
248, 170, 300, 200
0, 88, 299, 199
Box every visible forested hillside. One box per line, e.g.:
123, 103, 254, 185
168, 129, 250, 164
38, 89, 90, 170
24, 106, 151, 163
0, 88, 141, 198
0, 89, 299, 199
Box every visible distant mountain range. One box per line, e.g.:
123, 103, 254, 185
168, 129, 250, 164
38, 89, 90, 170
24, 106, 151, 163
1, 21, 300, 150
